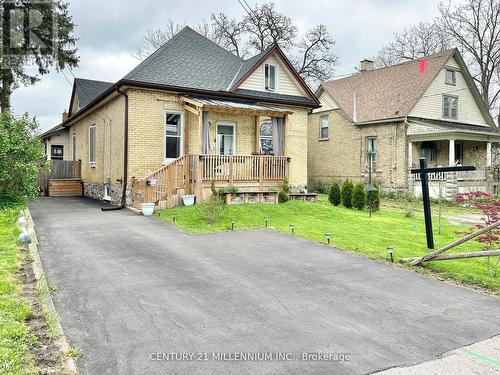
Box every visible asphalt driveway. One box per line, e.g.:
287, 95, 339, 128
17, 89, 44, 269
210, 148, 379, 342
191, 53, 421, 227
29, 197, 499, 375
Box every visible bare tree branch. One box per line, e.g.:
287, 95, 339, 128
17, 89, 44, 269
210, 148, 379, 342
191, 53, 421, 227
211, 13, 245, 57
292, 25, 338, 88
374, 21, 451, 67
439, 0, 500, 109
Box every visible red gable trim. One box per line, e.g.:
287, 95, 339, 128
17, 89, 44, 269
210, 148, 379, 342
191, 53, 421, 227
230, 44, 320, 106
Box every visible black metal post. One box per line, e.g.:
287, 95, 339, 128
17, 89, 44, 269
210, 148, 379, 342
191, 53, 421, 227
419, 158, 434, 249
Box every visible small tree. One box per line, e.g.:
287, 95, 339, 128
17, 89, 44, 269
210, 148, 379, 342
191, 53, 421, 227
352, 183, 366, 210
328, 181, 341, 206
366, 183, 381, 212
341, 179, 353, 208
455, 191, 500, 277
0, 113, 46, 206
278, 177, 290, 203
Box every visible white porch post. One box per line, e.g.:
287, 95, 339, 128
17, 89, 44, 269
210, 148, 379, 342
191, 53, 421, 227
449, 139, 455, 166
408, 141, 413, 168
486, 142, 492, 167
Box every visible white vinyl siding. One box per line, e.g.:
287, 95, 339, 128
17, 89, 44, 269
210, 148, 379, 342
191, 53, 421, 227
239, 53, 307, 97
313, 90, 339, 113
409, 55, 489, 126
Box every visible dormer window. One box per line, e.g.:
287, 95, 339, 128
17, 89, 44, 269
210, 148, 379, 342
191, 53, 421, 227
445, 69, 456, 85
264, 63, 277, 91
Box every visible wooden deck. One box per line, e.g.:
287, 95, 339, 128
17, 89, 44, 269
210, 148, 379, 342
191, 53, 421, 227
48, 179, 82, 197
131, 154, 290, 209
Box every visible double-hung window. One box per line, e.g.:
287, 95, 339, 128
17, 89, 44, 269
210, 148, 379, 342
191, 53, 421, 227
443, 95, 458, 119
260, 120, 273, 155
165, 111, 182, 160
264, 63, 277, 91
319, 115, 329, 139
366, 137, 377, 169
89, 125, 96, 166
72, 133, 76, 161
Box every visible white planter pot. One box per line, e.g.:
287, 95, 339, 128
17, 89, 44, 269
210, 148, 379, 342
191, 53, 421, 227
141, 203, 155, 216
181, 195, 195, 206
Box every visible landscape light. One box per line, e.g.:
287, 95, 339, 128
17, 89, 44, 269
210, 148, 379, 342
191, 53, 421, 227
325, 232, 331, 244
289, 224, 295, 235
265, 217, 269, 228
172, 212, 177, 223
387, 246, 395, 262
231, 219, 235, 231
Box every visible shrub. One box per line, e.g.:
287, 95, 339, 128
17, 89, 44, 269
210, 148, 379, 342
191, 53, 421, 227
352, 183, 366, 210
201, 195, 226, 224
309, 179, 328, 193
341, 179, 353, 208
0, 113, 46, 204
279, 177, 290, 203
328, 181, 341, 206
366, 183, 381, 211
278, 191, 289, 203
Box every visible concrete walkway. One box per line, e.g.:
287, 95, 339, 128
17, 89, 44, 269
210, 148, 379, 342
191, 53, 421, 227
377, 335, 500, 374
29, 197, 499, 375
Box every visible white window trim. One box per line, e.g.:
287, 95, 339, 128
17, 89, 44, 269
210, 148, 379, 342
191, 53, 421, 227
259, 119, 273, 154
442, 95, 458, 120
89, 124, 96, 167
163, 110, 184, 164
263, 62, 278, 92
319, 115, 329, 140
103, 184, 111, 201
72, 132, 76, 161
216, 121, 236, 155
366, 136, 377, 168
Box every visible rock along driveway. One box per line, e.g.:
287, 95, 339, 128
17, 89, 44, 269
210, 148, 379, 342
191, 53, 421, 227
29, 197, 499, 375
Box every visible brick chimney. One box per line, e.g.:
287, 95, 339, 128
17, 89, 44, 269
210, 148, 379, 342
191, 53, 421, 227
360, 59, 374, 72
62, 110, 68, 122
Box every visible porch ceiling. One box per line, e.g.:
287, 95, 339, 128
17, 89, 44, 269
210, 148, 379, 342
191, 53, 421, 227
407, 118, 500, 142
181, 96, 292, 117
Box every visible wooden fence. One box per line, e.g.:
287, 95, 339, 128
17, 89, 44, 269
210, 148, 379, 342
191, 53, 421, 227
38, 160, 81, 196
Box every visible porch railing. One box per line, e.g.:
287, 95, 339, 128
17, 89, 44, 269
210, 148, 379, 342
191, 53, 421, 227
200, 155, 289, 182
133, 154, 289, 208
412, 169, 487, 182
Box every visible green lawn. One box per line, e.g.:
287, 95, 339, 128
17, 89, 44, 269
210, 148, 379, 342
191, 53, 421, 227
158, 196, 499, 292
0, 205, 38, 375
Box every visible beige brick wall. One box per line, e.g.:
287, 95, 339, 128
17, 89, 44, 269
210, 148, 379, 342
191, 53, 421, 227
68, 94, 125, 185
308, 109, 408, 190
67, 87, 310, 194
127, 88, 309, 188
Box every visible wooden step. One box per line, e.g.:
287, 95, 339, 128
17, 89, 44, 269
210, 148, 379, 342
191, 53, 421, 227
48, 179, 82, 197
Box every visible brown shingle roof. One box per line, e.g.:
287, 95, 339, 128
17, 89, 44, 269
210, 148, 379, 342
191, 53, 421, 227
321, 49, 456, 123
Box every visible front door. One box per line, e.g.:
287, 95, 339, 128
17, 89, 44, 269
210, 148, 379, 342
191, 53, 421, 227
164, 111, 183, 163
217, 122, 235, 155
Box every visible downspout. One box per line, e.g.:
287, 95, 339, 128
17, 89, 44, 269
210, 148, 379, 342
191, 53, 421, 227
102, 86, 128, 211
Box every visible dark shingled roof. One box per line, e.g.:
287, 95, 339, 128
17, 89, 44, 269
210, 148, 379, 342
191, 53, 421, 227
75, 78, 113, 109
40, 123, 65, 138
235, 89, 316, 106
124, 27, 243, 91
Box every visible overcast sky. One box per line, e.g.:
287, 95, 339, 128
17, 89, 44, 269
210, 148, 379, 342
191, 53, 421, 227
12, 0, 442, 132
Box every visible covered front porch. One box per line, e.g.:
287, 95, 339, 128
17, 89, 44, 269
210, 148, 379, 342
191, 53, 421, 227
407, 119, 500, 198
131, 96, 294, 208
